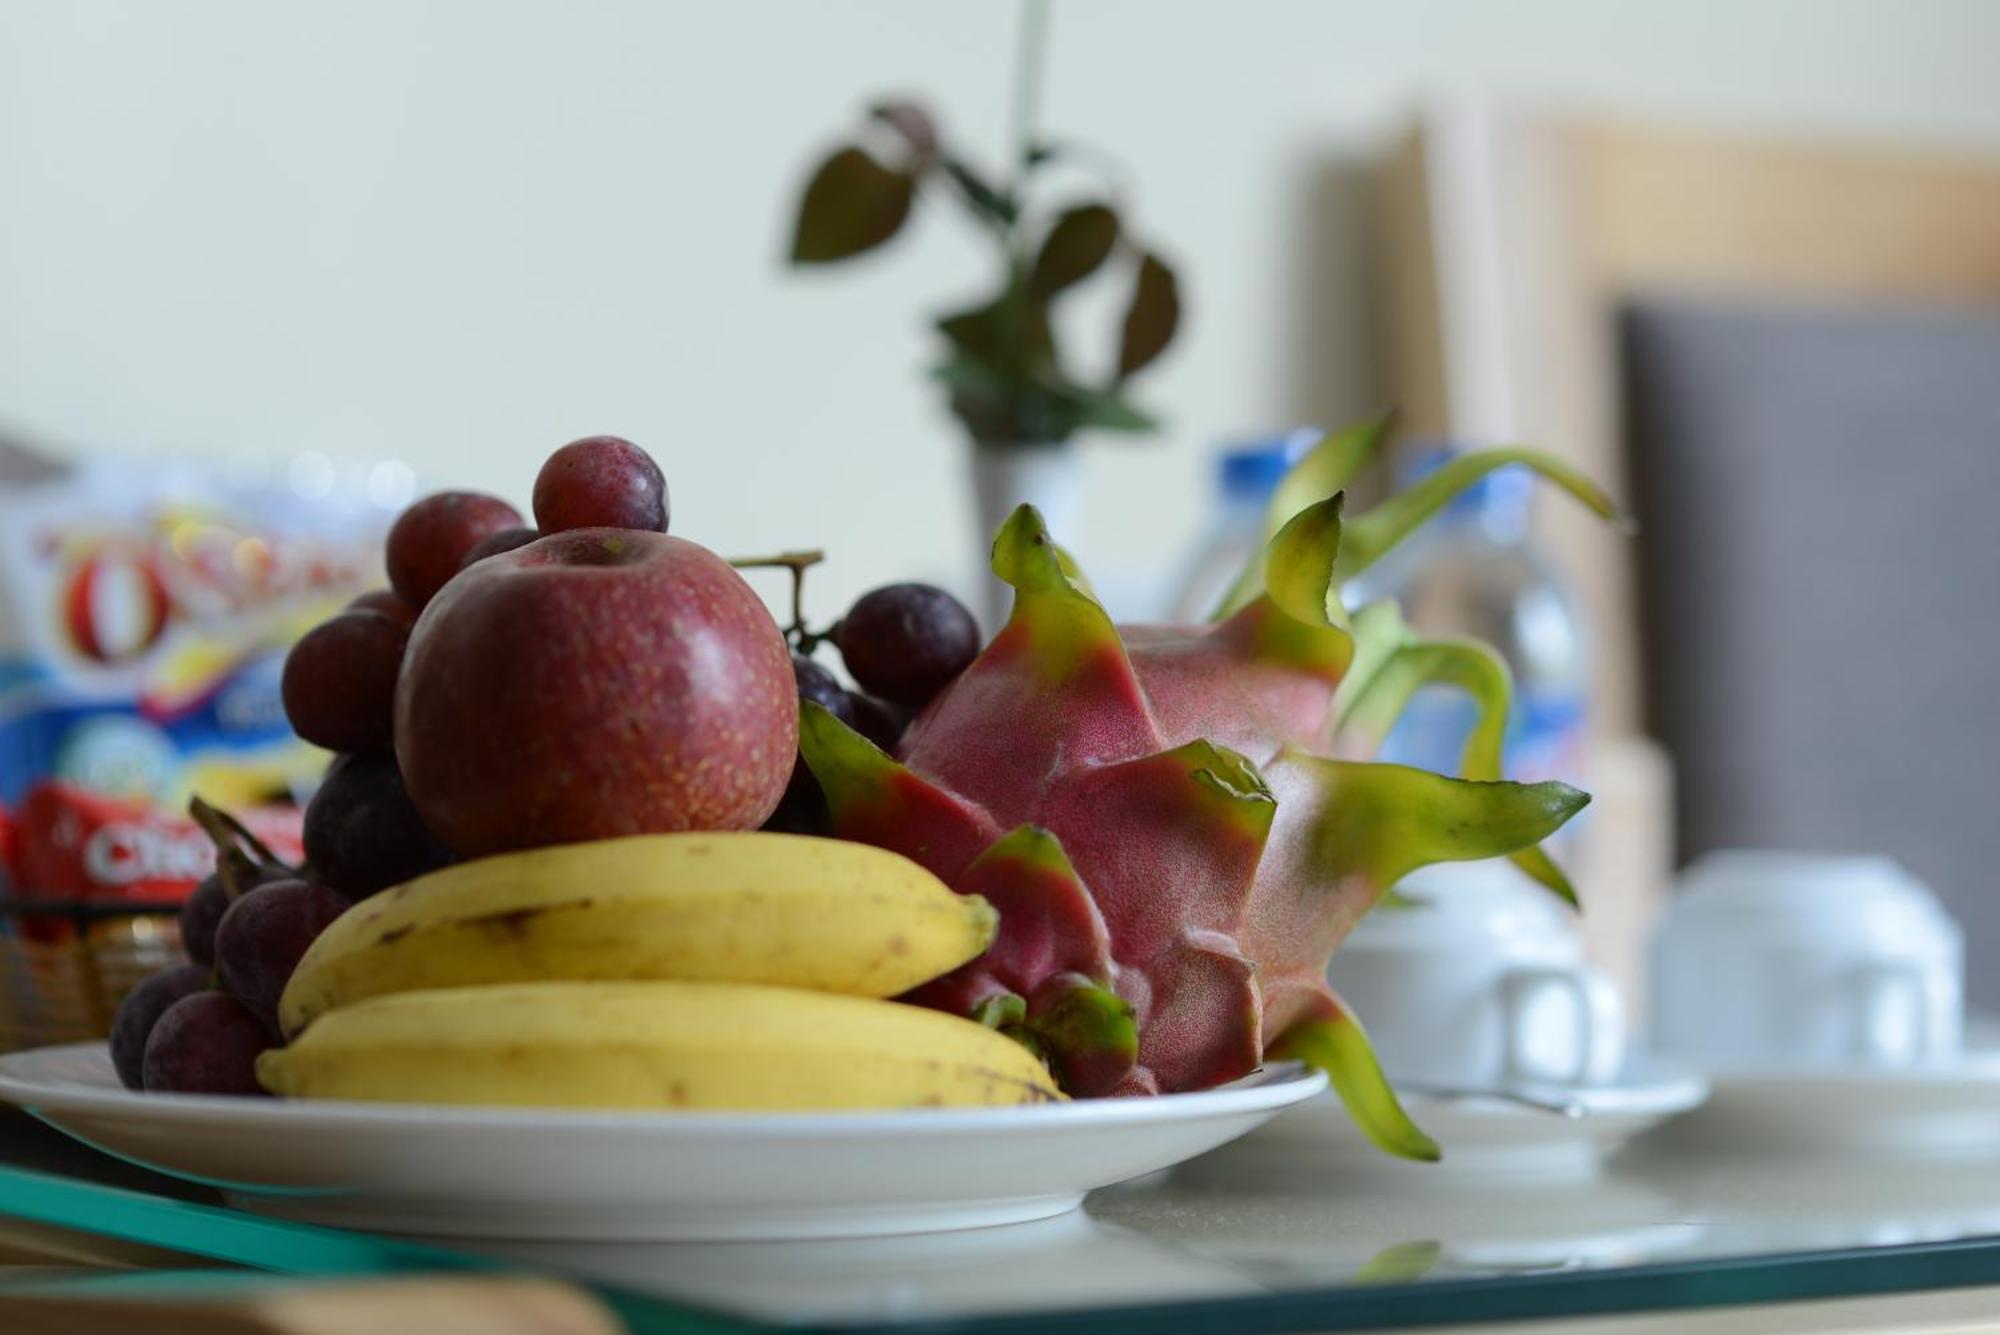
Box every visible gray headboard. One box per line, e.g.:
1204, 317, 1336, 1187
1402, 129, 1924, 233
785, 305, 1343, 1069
1622, 297, 2000, 1005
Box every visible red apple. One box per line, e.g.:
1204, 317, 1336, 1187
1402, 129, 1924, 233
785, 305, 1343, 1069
395, 528, 797, 856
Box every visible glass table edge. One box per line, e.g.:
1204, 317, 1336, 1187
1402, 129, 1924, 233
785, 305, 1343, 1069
9, 1161, 2000, 1333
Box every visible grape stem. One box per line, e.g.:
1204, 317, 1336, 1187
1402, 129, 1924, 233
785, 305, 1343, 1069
728, 549, 836, 652
188, 796, 297, 899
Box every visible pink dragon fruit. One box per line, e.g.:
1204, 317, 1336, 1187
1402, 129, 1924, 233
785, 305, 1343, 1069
802, 422, 1621, 1157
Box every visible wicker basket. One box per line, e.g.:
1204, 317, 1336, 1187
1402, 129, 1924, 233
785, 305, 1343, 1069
0, 902, 190, 1054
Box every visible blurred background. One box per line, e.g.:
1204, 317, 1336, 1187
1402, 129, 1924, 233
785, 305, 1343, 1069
2, 0, 1998, 1023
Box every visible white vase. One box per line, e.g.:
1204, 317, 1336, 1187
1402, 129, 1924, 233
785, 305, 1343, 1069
967, 443, 1083, 630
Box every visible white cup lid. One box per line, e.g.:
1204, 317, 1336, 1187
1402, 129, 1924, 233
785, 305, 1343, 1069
1665, 850, 1959, 941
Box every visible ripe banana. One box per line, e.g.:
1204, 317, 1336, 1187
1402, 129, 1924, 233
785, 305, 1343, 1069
279, 832, 995, 1039
258, 980, 1064, 1110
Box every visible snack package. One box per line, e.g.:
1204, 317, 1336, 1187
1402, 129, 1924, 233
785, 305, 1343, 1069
12, 781, 304, 907
0, 443, 396, 817
0, 799, 14, 894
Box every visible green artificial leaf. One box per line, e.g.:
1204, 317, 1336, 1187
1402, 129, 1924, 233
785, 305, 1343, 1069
1337, 447, 1627, 581
1029, 203, 1120, 299
1269, 1008, 1439, 1162
935, 297, 1054, 367
868, 100, 937, 156
1055, 384, 1156, 432
1116, 252, 1180, 378
789, 146, 917, 264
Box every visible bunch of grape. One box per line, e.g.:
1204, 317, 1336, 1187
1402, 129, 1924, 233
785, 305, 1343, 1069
765, 583, 981, 835
110, 815, 349, 1094
113, 434, 673, 1096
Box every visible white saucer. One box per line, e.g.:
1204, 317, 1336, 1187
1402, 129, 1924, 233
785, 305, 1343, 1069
1196, 1054, 1708, 1181
1654, 1047, 2000, 1156
0, 1041, 1325, 1241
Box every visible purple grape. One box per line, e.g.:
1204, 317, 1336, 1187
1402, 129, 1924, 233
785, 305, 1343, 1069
215, 879, 352, 1034
833, 583, 979, 708
457, 526, 540, 571
532, 436, 670, 534
179, 855, 293, 968
304, 750, 454, 899
346, 587, 417, 628
846, 692, 908, 754
110, 964, 212, 1091
761, 655, 857, 834
792, 654, 854, 723
281, 610, 409, 752
760, 758, 828, 835
386, 491, 524, 611
142, 991, 271, 1096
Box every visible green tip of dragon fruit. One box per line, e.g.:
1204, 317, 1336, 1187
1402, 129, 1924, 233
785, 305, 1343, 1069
819, 423, 1619, 1155
1023, 972, 1138, 1098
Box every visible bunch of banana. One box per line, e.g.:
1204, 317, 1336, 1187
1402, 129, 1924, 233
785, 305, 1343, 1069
265, 832, 1059, 1111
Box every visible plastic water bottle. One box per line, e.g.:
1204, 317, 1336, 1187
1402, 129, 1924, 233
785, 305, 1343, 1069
1169, 430, 1320, 623
1343, 448, 1588, 785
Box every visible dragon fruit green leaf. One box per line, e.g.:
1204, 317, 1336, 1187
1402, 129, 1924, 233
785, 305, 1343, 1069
1268, 412, 1396, 529
799, 701, 1000, 880
1262, 491, 1352, 636
1211, 415, 1394, 620
1268, 1000, 1440, 1162
1330, 600, 1410, 723
1336, 446, 1626, 582
971, 991, 1028, 1029
1024, 972, 1139, 1097
1268, 751, 1588, 906
1331, 615, 1577, 903
1352, 1240, 1446, 1286
905, 506, 1159, 828
1336, 637, 1508, 777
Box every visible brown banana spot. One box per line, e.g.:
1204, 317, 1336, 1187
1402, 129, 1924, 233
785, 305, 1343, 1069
455, 899, 599, 938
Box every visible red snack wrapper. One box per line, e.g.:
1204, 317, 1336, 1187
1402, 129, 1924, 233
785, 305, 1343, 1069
11, 781, 303, 906
0, 799, 15, 894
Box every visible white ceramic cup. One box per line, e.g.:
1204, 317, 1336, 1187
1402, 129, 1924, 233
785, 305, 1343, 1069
1329, 860, 1626, 1090
1649, 851, 1963, 1074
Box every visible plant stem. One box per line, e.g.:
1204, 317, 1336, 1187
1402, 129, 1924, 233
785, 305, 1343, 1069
1010, 0, 1051, 194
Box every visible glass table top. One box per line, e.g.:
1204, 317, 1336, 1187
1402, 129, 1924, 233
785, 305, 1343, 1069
7, 1097, 2000, 1332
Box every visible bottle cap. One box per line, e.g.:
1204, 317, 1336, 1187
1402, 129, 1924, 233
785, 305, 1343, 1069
1217, 427, 1321, 502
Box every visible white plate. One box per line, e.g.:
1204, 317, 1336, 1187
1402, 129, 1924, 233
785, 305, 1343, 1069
1656, 1048, 2000, 1156
0, 1042, 1325, 1241
1190, 1055, 1708, 1182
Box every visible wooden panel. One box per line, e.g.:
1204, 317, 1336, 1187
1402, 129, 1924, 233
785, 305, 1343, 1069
1576, 122, 2000, 302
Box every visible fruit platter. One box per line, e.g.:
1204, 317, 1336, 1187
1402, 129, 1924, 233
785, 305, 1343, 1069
0, 424, 1621, 1240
